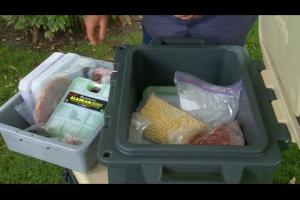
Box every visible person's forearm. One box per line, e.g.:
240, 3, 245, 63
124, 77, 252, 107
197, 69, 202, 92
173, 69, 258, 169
84, 15, 109, 45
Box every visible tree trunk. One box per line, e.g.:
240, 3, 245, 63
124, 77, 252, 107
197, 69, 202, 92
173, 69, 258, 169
32, 26, 39, 45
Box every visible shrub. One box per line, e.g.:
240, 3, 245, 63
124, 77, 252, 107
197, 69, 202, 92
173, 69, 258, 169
1, 15, 131, 44
1, 15, 83, 43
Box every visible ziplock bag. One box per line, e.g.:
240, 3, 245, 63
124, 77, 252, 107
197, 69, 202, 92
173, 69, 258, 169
174, 71, 242, 127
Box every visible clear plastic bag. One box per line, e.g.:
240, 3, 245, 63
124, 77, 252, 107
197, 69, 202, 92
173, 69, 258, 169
59, 61, 116, 84
16, 74, 73, 125
25, 123, 50, 137
33, 75, 72, 124
18, 52, 65, 115
166, 127, 204, 144
128, 112, 153, 144
25, 124, 83, 145
15, 101, 36, 125
88, 67, 116, 84
189, 121, 245, 146
174, 71, 242, 127
138, 94, 208, 144
33, 62, 116, 124
15, 54, 115, 145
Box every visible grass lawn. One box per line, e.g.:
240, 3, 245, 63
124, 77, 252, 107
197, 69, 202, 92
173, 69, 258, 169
0, 20, 299, 183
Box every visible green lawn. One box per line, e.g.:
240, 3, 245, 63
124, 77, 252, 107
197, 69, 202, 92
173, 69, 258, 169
0, 20, 299, 183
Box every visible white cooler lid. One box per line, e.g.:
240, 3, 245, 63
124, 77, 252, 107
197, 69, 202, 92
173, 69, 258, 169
259, 15, 300, 146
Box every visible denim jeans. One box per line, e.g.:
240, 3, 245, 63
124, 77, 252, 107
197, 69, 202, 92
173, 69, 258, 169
142, 25, 153, 45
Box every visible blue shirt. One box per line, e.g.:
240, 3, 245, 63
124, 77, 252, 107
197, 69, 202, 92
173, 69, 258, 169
142, 15, 257, 45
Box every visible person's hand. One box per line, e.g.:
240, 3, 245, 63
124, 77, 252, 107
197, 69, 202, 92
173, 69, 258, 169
84, 15, 109, 45
174, 15, 202, 20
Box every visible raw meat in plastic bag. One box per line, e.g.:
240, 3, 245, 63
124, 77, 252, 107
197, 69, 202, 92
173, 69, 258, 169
189, 121, 245, 146
34, 76, 71, 124
18, 52, 65, 115
56, 56, 114, 82
88, 67, 116, 84
174, 71, 242, 127
61, 134, 83, 145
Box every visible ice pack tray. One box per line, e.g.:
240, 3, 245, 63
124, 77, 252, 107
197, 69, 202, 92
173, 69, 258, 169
47, 77, 110, 140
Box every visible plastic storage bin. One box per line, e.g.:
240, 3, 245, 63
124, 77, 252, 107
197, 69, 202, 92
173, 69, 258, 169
0, 59, 114, 173
97, 38, 286, 183
0, 92, 104, 173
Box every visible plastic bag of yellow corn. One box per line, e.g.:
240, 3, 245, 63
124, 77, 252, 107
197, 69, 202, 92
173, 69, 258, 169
139, 94, 209, 144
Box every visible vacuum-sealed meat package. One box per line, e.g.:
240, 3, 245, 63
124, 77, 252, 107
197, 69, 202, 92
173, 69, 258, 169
34, 76, 72, 124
